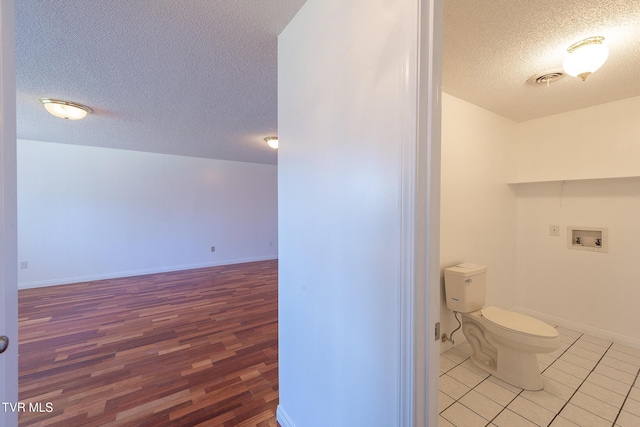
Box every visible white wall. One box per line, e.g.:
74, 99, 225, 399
513, 95, 640, 183
17, 139, 278, 288
277, 0, 434, 425
440, 93, 518, 350
513, 96, 640, 347
515, 178, 640, 347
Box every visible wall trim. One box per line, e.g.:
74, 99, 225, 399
17, 256, 277, 289
276, 405, 296, 427
513, 307, 640, 350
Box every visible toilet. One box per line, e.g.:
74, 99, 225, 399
444, 263, 560, 390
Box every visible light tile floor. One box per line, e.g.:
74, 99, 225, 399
439, 326, 640, 427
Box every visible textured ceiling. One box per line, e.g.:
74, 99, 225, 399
443, 0, 640, 122
16, 0, 307, 165
16, 1, 640, 165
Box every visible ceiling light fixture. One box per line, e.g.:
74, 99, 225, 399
38, 98, 92, 120
264, 136, 278, 149
562, 36, 608, 81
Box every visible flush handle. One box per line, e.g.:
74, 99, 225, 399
465, 279, 472, 284
0, 335, 8, 354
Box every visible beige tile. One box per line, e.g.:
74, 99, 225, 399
628, 385, 640, 402
439, 390, 455, 413
549, 347, 567, 359
440, 374, 471, 400
553, 359, 591, 380
542, 376, 576, 401
441, 348, 469, 364
440, 354, 458, 374
611, 343, 640, 358
508, 396, 555, 426
558, 340, 573, 352
549, 417, 580, 427
559, 403, 611, 427
566, 345, 602, 362
460, 390, 503, 421
559, 351, 598, 371
616, 410, 640, 427
448, 364, 485, 388
599, 355, 639, 375
573, 339, 608, 356
520, 388, 567, 414
578, 381, 626, 408
460, 359, 490, 378
439, 415, 455, 427
622, 397, 640, 416
543, 366, 583, 389
606, 349, 640, 367
539, 353, 557, 366
570, 391, 619, 422
580, 335, 612, 348
441, 402, 487, 427
493, 409, 538, 427
586, 372, 632, 396
560, 333, 579, 345
594, 363, 636, 385
475, 378, 517, 406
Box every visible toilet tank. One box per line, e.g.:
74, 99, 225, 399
444, 263, 487, 313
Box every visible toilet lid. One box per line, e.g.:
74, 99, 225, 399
480, 306, 559, 338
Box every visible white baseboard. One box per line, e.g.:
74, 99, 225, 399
513, 307, 640, 350
276, 405, 296, 427
17, 256, 278, 289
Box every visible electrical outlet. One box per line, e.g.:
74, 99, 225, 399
20, 261, 28, 269
210, 246, 215, 252
550, 225, 560, 236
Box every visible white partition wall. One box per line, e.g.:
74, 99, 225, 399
277, 0, 441, 426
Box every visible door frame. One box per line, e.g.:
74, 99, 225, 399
0, 0, 19, 425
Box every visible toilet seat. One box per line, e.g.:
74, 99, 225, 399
480, 306, 558, 338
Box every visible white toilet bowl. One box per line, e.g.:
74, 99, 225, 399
460, 306, 560, 390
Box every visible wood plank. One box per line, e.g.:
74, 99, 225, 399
18, 260, 279, 427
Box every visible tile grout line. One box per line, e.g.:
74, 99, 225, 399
483, 330, 584, 427
486, 332, 587, 427
440, 335, 638, 427
611, 366, 640, 427
545, 336, 614, 427
440, 350, 511, 426
442, 347, 532, 426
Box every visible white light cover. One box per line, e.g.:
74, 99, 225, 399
562, 41, 608, 81
265, 137, 278, 149
39, 98, 91, 120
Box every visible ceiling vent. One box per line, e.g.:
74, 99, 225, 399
527, 69, 566, 85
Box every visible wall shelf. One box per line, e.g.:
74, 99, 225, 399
507, 175, 640, 185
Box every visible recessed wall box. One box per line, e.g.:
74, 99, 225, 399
567, 226, 608, 253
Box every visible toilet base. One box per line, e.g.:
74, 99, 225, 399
461, 313, 547, 391
469, 345, 544, 390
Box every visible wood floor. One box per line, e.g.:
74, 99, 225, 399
18, 260, 279, 427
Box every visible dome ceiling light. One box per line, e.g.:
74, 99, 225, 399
264, 136, 278, 149
38, 98, 92, 120
562, 36, 608, 81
